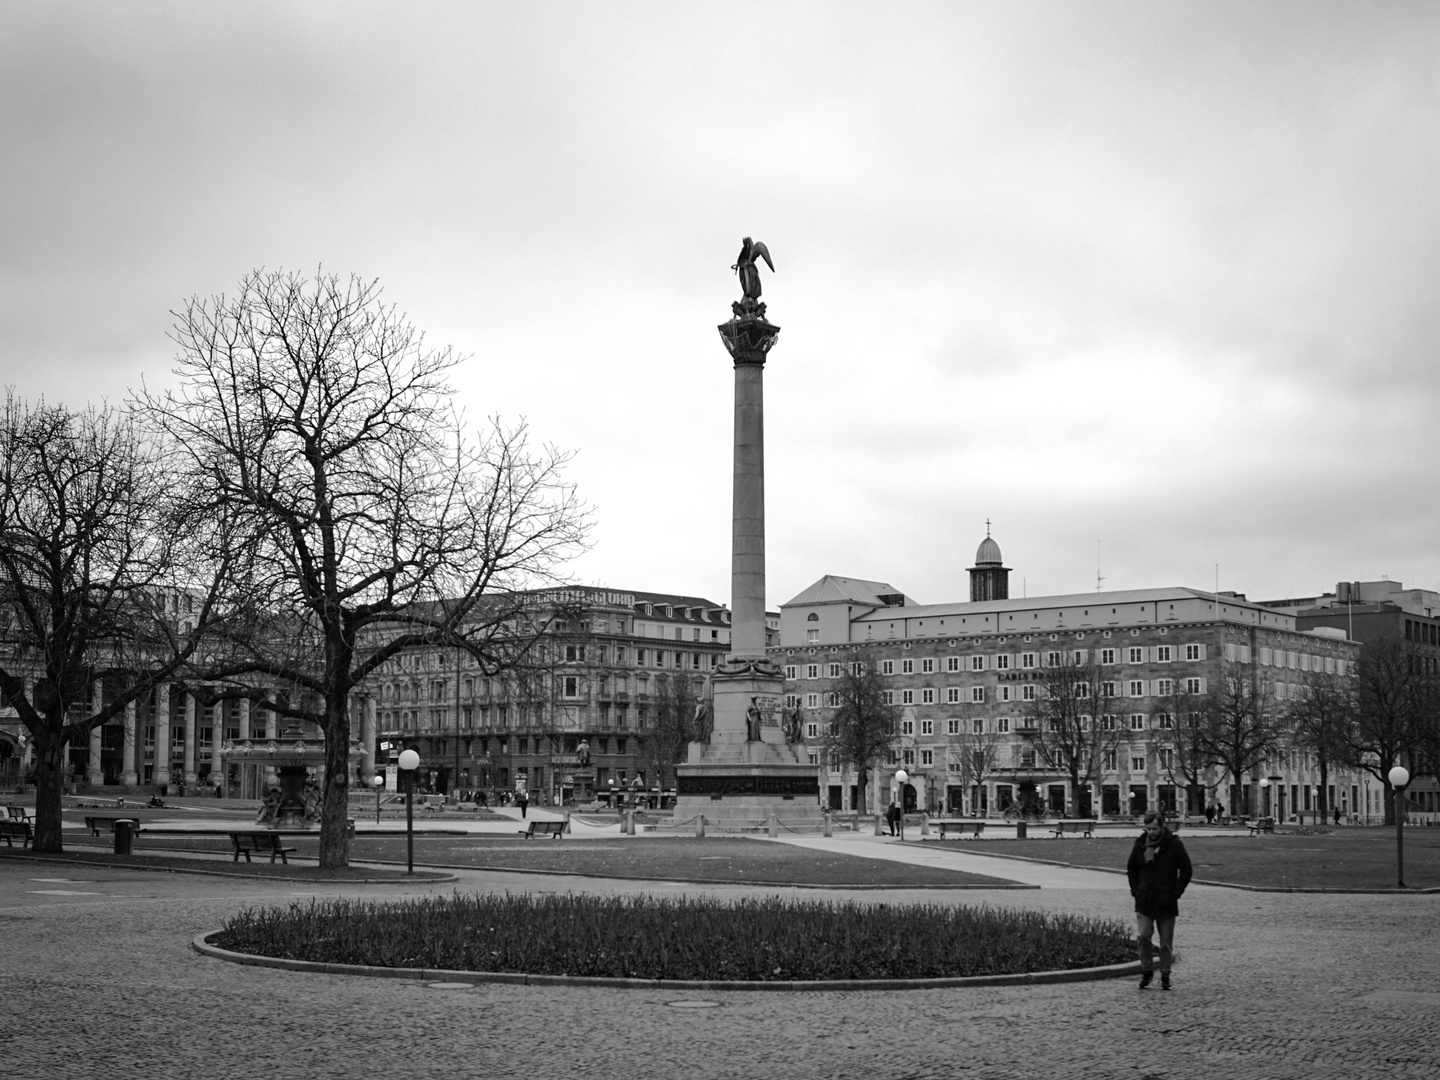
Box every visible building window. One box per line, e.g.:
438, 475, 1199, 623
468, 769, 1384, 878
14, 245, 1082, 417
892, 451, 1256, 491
1156, 712, 1174, 728
901, 659, 914, 675
996, 716, 1010, 733
920, 749, 933, 767
1045, 651, 1061, 667
998, 685, 1012, 702
921, 688, 935, 704
784, 693, 800, 708
1131, 755, 1146, 773
1185, 677, 1203, 694
825, 692, 839, 707
1156, 678, 1173, 696
901, 689, 915, 705
806, 664, 819, 679
562, 676, 580, 699
1129, 680, 1146, 697
994, 654, 1009, 670
902, 749, 916, 766
1021, 652, 1035, 668
1129, 713, 1146, 729
828, 663, 843, 678
901, 719, 914, 735
946, 687, 961, 704
881, 660, 894, 675
1128, 646, 1145, 664
784, 665, 796, 680
972, 718, 985, 734
971, 655, 985, 671
947, 719, 961, 735
1103, 749, 1117, 771
1185, 643, 1203, 661
806, 693, 819, 708
806, 629, 820, 643
1155, 645, 1172, 662
970, 687, 985, 703
921, 658, 935, 674
1101, 648, 1116, 665
881, 690, 895, 705
1159, 748, 1174, 770
946, 656, 961, 672
1021, 685, 1035, 701
1101, 714, 1116, 730
806, 723, 818, 739
920, 719, 933, 735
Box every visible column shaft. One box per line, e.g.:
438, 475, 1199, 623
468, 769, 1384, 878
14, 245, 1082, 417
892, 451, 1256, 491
121, 701, 137, 786
731, 360, 767, 658
153, 685, 171, 787
183, 694, 197, 784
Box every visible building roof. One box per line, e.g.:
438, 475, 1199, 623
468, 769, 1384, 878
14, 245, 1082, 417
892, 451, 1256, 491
850, 585, 1264, 623
974, 535, 1004, 567
781, 575, 913, 608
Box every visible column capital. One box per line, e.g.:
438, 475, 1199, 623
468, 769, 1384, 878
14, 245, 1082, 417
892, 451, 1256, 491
718, 313, 781, 366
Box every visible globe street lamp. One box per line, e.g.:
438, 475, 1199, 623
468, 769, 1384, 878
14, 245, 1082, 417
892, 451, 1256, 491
1259, 777, 1270, 819
1388, 765, 1410, 888
895, 769, 909, 841
373, 772, 385, 825
398, 748, 420, 876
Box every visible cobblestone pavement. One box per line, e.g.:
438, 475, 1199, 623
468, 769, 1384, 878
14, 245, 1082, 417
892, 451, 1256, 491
2, 851, 1437, 1080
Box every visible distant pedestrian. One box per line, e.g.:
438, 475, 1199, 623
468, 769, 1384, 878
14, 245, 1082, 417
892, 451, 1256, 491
1333, 806, 1341, 826
1127, 809, 1193, 991
1203, 804, 1214, 825
517, 790, 529, 818
885, 799, 900, 837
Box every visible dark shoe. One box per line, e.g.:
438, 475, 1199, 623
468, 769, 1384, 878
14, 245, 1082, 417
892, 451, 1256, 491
1160, 973, 1171, 991
1139, 971, 1153, 989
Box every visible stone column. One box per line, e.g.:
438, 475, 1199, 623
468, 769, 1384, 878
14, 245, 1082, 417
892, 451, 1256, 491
87, 682, 104, 786
730, 352, 769, 660
120, 700, 138, 786
208, 701, 223, 783
183, 693, 197, 785
361, 696, 377, 782
153, 684, 171, 787
237, 698, 250, 741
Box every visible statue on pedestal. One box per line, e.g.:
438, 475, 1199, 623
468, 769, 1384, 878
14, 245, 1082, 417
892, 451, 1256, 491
745, 697, 764, 742
782, 706, 804, 744
731, 237, 775, 318
691, 700, 713, 744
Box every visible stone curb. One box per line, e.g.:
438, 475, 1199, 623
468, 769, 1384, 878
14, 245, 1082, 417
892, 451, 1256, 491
0, 851, 457, 885
193, 931, 1141, 991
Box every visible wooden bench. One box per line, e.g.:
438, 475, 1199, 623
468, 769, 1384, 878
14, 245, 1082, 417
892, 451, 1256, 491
520, 819, 567, 839
5, 805, 32, 822
1247, 816, 1276, 836
84, 815, 140, 837
934, 821, 985, 840
229, 832, 297, 864
0, 819, 33, 848
1050, 820, 1095, 838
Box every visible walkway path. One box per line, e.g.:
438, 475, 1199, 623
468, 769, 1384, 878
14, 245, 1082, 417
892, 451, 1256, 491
3, 842, 1438, 1078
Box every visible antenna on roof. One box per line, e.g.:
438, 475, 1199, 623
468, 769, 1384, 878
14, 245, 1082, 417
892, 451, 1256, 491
1096, 540, 1103, 591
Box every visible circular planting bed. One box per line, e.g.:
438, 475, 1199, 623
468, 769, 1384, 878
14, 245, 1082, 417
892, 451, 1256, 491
198, 893, 1138, 990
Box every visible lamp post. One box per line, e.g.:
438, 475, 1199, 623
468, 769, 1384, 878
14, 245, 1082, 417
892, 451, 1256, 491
1388, 765, 1410, 888
895, 769, 909, 841
1259, 777, 1270, 818
608, 777, 616, 811
1313, 785, 1322, 825
398, 748, 420, 876
373, 772, 384, 825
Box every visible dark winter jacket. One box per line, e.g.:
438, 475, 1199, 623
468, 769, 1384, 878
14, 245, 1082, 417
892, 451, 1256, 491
1126, 828, 1193, 918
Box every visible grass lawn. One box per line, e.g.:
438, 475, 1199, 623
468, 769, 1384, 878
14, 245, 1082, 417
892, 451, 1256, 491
55, 833, 1024, 888
955, 827, 1439, 890
0, 847, 448, 881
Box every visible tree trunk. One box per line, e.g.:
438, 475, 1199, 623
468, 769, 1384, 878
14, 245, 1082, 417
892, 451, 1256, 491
30, 723, 68, 854
318, 695, 352, 868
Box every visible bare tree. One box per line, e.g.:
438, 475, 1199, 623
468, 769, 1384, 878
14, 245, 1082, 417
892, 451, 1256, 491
1285, 666, 1357, 820
1151, 682, 1209, 816
643, 672, 701, 790
1199, 668, 1281, 817
945, 723, 1001, 816
1025, 655, 1122, 818
139, 270, 587, 866
1345, 636, 1431, 825
0, 395, 223, 852
822, 657, 898, 816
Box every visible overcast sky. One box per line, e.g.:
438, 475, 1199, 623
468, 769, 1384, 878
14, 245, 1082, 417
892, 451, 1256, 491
4, 2, 1439, 611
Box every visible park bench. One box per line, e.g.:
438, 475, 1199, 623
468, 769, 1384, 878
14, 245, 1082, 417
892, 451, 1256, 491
520, 819, 567, 839
1247, 816, 1276, 836
229, 832, 297, 864
1050, 820, 1095, 838
6, 805, 32, 822
0, 819, 33, 847
934, 821, 985, 840
84, 815, 140, 837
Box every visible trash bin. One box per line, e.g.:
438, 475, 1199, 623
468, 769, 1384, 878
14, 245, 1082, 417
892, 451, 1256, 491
114, 819, 136, 855
1015, 821, 1027, 839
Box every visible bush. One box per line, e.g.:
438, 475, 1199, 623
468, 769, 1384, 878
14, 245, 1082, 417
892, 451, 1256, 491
216, 893, 1132, 981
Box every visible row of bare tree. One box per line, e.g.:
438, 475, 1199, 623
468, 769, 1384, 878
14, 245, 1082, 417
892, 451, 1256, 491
804, 642, 1438, 824
0, 270, 589, 864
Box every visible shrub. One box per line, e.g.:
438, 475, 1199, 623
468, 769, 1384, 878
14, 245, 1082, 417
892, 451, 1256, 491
216, 893, 1131, 981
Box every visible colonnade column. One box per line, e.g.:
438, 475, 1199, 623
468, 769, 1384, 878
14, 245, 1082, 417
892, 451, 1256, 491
87, 682, 104, 786
209, 702, 223, 787
183, 693, 197, 785
360, 697, 377, 783
153, 684, 171, 787
120, 701, 137, 786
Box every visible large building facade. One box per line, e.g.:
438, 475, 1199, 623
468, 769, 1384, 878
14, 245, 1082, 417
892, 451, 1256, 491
369, 587, 738, 804
776, 534, 1365, 821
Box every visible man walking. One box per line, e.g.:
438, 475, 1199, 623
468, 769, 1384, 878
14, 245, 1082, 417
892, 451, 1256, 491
1127, 810, 1192, 990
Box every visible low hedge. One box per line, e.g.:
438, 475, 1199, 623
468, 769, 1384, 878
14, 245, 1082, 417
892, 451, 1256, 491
216, 893, 1132, 981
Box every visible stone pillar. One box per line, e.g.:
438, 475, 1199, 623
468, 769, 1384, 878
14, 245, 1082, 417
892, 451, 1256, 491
361, 697, 377, 782
153, 684, 171, 787
120, 700, 138, 786
208, 702, 223, 783
183, 693, 197, 785
87, 682, 104, 786
237, 698, 251, 741
730, 352, 769, 661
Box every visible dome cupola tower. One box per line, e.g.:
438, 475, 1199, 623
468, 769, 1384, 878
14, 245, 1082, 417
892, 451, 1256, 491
968, 521, 1010, 602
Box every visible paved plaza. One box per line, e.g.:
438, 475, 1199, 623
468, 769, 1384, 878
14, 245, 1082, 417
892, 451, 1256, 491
3, 828, 1438, 1079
